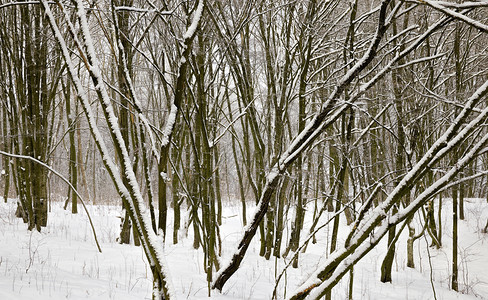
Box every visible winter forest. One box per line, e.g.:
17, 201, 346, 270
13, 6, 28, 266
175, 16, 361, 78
1, 0, 488, 299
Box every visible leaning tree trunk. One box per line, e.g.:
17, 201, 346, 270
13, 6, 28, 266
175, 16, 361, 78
41, 0, 205, 297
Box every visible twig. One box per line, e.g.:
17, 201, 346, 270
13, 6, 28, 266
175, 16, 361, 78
423, 234, 438, 300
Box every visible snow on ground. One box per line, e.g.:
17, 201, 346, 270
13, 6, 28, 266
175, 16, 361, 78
0, 197, 487, 299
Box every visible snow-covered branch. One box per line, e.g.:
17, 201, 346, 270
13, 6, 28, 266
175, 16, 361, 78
114, 6, 173, 14
0, 1, 53, 9
0, 150, 102, 253
419, 0, 488, 33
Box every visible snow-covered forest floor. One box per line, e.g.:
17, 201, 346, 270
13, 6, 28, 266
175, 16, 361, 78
0, 197, 487, 299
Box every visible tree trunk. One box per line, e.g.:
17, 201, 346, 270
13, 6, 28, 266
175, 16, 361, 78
64, 80, 78, 214
452, 187, 459, 291
406, 225, 415, 268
